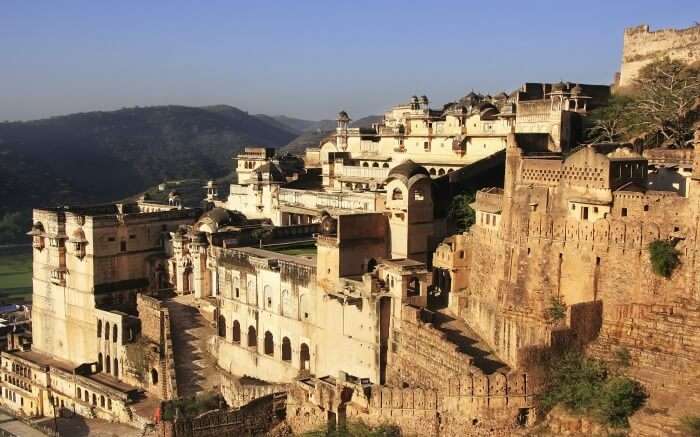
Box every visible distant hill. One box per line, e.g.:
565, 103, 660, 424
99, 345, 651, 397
0, 105, 297, 214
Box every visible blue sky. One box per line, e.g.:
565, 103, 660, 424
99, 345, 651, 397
1, 0, 699, 121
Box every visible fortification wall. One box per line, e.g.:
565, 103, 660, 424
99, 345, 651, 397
619, 24, 700, 88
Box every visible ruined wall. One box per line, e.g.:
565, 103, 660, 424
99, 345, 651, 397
619, 24, 700, 88
157, 393, 287, 437
387, 306, 474, 390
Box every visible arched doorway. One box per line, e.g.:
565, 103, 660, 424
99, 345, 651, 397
367, 258, 377, 273
218, 315, 226, 337
151, 368, 159, 385
248, 326, 257, 350
232, 320, 241, 343
282, 337, 292, 362
264, 331, 274, 356
300, 343, 310, 371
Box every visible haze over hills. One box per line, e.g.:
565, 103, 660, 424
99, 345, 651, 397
0, 105, 379, 224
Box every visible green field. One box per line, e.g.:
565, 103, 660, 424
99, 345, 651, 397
0, 247, 32, 303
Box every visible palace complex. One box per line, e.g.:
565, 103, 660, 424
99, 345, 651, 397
1, 25, 699, 437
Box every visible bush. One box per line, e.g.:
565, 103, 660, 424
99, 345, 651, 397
303, 421, 401, 437
539, 351, 647, 428
162, 392, 223, 421
648, 240, 680, 278
595, 377, 647, 427
447, 192, 475, 233
680, 415, 700, 436
545, 295, 567, 323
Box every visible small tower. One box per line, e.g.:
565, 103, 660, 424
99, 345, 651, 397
168, 190, 182, 209
419, 95, 429, 110
336, 110, 351, 150
205, 180, 218, 202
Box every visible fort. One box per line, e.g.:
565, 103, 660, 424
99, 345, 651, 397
1, 24, 699, 437
618, 23, 700, 88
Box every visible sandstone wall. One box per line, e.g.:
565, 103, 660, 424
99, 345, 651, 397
619, 24, 700, 88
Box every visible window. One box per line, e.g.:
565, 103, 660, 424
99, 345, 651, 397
105, 322, 110, 341
120, 241, 127, 252
392, 188, 403, 200
264, 331, 274, 356
218, 315, 226, 337
413, 189, 425, 201
644, 205, 649, 212
97, 320, 102, 337
113, 325, 118, 343
300, 343, 310, 370
621, 208, 628, 217
247, 326, 257, 350
282, 337, 292, 362
232, 321, 241, 343
424, 141, 429, 150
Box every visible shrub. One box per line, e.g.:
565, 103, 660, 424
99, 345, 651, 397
545, 295, 567, 323
648, 240, 680, 278
447, 191, 475, 233
595, 377, 647, 427
539, 351, 647, 428
162, 392, 223, 421
302, 421, 401, 437
681, 416, 700, 437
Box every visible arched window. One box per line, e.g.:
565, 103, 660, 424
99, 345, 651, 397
382, 163, 389, 168
232, 320, 241, 343
105, 356, 111, 374
247, 280, 256, 305
362, 162, 369, 167
407, 277, 420, 296
429, 168, 436, 175
248, 326, 257, 350
282, 337, 292, 362
77, 388, 82, 399
113, 325, 118, 343
218, 315, 226, 337
92, 394, 97, 405
151, 368, 159, 385
372, 162, 379, 168
84, 391, 89, 403
438, 168, 445, 176
300, 343, 310, 371
100, 395, 105, 408
108, 399, 112, 410
447, 168, 453, 173
281, 289, 291, 317
104, 322, 110, 341
299, 294, 311, 321
97, 320, 102, 337
263, 285, 273, 310
392, 188, 403, 200
367, 258, 377, 273
264, 331, 274, 356
98, 353, 103, 372
113, 358, 118, 377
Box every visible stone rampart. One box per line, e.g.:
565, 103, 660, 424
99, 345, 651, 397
619, 23, 700, 88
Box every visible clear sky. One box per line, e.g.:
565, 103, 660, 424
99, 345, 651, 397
2, 0, 699, 121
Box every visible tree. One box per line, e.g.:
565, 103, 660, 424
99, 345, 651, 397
448, 191, 475, 233
585, 95, 635, 143
631, 58, 700, 147
648, 239, 680, 278
545, 295, 567, 324
251, 228, 273, 248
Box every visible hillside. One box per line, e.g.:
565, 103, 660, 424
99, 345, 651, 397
278, 115, 383, 155
0, 105, 297, 214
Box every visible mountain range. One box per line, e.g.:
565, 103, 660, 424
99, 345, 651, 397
0, 105, 379, 218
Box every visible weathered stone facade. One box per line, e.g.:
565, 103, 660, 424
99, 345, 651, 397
618, 23, 700, 88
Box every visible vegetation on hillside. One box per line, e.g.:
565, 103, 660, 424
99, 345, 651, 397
162, 392, 224, 421
586, 58, 700, 147
680, 415, 700, 437
539, 351, 647, 428
0, 105, 297, 215
302, 421, 401, 437
648, 239, 680, 278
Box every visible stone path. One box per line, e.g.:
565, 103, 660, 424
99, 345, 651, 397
164, 294, 220, 398
431, 309, 509, 374
0, 411, 46, 437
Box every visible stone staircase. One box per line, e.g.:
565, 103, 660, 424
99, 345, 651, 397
164, 295, 220, 398
431, 308, 509, 375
